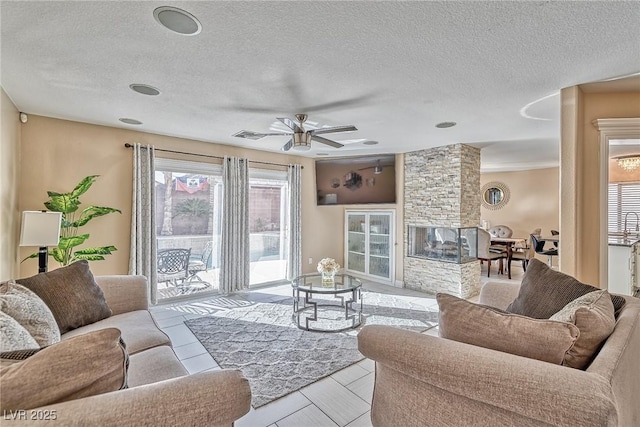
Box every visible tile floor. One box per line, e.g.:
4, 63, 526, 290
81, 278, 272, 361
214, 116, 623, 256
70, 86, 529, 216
150, 264, 525, 427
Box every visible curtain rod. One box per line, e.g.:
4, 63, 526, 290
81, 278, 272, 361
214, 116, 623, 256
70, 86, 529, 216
123, 143, 303, 169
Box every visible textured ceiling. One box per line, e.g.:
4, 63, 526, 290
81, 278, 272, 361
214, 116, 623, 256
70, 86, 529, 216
1, 1, 639, 171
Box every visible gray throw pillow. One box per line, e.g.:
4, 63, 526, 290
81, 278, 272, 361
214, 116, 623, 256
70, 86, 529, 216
16, 261, 112, 334
0, 311, 39, 352
506, 259, 625, 319
550, 290, 615, 369
0, 281, 60, 347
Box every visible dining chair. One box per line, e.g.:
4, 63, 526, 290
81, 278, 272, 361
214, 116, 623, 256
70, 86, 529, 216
531, 234, 558, 267
488, 225, 513, 238
550, 229, 559, 247
477, 229, 506, 277
510, 230, 541, 272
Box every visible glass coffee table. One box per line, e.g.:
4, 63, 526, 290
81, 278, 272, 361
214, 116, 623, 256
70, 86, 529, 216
291, 273, 363, 332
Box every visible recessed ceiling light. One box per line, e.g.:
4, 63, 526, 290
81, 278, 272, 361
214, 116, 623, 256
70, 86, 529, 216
316, 152, 329, 156
119, 118, 143, 125
153, 6, 202, 36
363, 140, 379, 145
435, 122, 457, 129
129, 84, 160, 96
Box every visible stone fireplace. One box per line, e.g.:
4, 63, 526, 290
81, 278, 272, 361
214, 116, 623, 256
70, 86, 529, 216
403, 144, 481, 298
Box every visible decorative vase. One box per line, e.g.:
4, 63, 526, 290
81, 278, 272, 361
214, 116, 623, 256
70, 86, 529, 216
321, 270, 336, 287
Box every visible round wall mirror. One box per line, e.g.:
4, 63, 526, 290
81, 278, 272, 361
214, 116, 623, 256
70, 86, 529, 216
481, 181, 510, 210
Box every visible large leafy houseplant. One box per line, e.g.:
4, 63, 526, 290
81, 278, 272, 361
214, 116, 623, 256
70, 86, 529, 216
23, 175, 121, 266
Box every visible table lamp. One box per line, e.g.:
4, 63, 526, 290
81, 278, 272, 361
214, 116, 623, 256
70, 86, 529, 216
19, 211, 62, 273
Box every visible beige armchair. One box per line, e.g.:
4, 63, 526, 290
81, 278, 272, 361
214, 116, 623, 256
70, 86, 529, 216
358, 282, 640, 427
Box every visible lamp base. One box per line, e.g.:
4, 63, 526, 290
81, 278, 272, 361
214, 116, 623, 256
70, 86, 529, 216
38, 246, 48, 273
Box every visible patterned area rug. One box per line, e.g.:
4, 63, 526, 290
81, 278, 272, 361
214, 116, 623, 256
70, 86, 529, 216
185, 291, 438, 407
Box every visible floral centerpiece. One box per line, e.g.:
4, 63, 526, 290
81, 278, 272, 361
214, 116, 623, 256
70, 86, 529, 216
317, 257, 340, 286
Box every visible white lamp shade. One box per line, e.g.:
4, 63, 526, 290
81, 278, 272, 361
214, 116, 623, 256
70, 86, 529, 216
19, 211, 62, 246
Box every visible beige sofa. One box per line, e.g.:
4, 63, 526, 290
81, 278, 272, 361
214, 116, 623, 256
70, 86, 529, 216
4, 275, 251, 426
358, 281, 640, 427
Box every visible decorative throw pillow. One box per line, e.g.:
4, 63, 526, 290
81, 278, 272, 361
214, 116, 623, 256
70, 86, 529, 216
0, 281, 60, 347
437, 293, 579, 365
16, 260, 112, 334
0, 328, 128, 411
0, 312, 39, 352
506, 259, 625, 319
550, 290, 615, 369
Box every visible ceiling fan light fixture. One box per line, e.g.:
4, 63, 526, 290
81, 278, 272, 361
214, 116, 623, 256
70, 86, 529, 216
374, 165, 383, 174
292, 143, 311, 151
153, 6, 202, 36
615, 154, 640, 172
292, 131, 312, 151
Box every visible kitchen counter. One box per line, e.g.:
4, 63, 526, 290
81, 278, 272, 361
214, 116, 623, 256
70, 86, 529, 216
608, 236, 640, 247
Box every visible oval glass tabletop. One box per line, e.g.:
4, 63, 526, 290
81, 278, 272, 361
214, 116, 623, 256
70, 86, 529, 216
291, 273, 362, 293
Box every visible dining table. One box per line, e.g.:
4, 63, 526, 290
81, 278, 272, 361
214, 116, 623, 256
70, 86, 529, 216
489, 237, 527, 279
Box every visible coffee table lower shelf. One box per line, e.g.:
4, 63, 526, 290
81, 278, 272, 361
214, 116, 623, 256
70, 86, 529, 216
292, 285, 362, 332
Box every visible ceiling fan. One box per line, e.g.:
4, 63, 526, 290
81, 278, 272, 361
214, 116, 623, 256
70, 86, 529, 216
233, 113, 357, 152
358, 159, 383, 175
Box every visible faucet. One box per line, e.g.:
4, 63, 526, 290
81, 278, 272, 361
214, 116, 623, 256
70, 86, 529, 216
623, 212, 640, 238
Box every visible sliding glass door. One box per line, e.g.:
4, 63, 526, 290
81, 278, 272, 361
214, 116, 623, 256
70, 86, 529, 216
154, 159, 222, 302
152, 160, 290, 300
248, 169, 289, 286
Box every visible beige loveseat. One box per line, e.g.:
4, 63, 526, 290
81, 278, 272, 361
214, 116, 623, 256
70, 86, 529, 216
4, 275, 251, 426
358, 281, 640, 427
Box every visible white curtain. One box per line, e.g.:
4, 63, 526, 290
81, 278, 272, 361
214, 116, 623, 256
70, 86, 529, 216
220, 156, 250, 294
128, 143, 158, 304
287, 164, 302, 280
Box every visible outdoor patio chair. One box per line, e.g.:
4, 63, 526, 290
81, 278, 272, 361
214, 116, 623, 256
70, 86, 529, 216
188, 241, 213, 287
157, 248, 191, 291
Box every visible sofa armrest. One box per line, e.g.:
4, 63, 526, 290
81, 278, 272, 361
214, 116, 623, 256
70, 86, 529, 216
95, 275, 148, 315
478, 281, 520, 310
358, 325, 617, 427
4, 370, 251, 427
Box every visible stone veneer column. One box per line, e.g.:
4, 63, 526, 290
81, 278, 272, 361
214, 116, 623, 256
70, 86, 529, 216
403, 144, 481, 298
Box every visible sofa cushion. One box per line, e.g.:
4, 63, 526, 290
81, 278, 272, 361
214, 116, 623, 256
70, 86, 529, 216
0, 281, 60, 347
550, 290, 615, 369
62, 310, 171, 355
506, 259, 626, 319
437, 293, 579, 364
16, 260, 112, 334
127, 345, 188, 387
0, 311, 39, 352
0, 328, 128, 411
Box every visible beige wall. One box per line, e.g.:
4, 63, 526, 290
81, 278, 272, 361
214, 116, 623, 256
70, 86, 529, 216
16, 115, 405, 282
481, 167, 559, 239
561, 89, 640, 284
1, 88, 21, 281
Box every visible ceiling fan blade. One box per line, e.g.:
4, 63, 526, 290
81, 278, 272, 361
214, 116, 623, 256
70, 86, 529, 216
276, 117, 303, 133
310, 125, 357, 135
312, 135, 344, 148
281, 139, 294, 152
233, 130, 291, 140
357, 166, 375, 171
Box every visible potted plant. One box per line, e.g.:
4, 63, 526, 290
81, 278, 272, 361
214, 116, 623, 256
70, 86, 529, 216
23, 175, 121, 267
